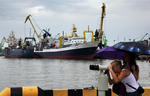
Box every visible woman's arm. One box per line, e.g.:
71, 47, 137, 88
109, 67, 120, 83
108, 65, 129, 83
107, 71, 113, 85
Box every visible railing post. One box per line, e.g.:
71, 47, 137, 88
98, 70, 108, 96
89, 65, 109, 96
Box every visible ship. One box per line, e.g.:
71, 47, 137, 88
2, 33, 36, 58
33, 24, 99, 59
3, 48, 34, 58
35, 41, 98, 59
29, 3, 106, 59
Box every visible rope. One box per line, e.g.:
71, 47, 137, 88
24, 24, 26, 37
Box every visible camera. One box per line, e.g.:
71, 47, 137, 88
89, 64, 109, 74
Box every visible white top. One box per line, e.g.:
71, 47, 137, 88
121, 69, 139, 93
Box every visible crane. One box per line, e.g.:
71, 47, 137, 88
139, 33, 148, 41
98, 3, 106, 44
24, 15, 41, 41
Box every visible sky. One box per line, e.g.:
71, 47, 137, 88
0, 0, 150, 45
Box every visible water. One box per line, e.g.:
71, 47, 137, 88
0, 57, 149, 91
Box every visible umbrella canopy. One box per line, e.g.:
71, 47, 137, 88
113, 42, 150, 55
96, 46, 125, 59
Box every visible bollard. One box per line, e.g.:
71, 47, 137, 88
90, 65, 109, 96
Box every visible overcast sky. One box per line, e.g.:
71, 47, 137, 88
0, 0, 150, 45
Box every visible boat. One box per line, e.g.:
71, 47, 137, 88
23, 14, 99, 59
2, 34, 36, 58
33, 24, 98, 59
35, 41, 98, 59
3, 48, 34, 58
27, 2, 107, 60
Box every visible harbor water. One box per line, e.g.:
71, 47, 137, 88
0, 56, 149, 91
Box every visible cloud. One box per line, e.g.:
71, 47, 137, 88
0, 0, 149, 45
25, 5, 54, 17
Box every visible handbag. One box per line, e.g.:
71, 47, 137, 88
137, 86, 144, 94
126, 83, 144, 94
112, 82, 127, 96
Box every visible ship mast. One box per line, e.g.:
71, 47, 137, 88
98, 3, 106, 44
72, 24, 78, 37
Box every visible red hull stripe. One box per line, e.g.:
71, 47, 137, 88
38, 55, 93, 59
6, 55, 94, 59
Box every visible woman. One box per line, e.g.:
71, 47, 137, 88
123, 52, 139, 81
108, 60, 143, 96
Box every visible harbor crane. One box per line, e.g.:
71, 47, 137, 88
139, 33, 148, 41
98, 3, 106, 44
133, 33, 149, 41
24, 15, 41, 41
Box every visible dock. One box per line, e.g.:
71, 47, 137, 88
0, 86, 150, 96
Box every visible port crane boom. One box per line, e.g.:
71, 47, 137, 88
24, 15, 41, 41
139, 33, 148, 41
99, 3, 106, 44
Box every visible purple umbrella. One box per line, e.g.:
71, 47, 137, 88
96, 46, 125, 59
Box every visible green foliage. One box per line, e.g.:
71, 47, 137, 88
102, 32, 107, 46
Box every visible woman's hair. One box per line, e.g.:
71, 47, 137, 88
111, 60, 122, 68
123, 52, 137, 72
127, 52, 137, 65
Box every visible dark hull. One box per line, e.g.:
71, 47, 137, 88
2, 47, 97, 59
2, 48, 34, 58
34, 47, 97, 59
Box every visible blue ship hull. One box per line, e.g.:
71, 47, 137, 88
3, 47, 97, 59
2, 48, 34, 58
34, 47, 97, 59
2, 42, 98, 59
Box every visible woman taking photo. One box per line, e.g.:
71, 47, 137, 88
107, 60, 143, 96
